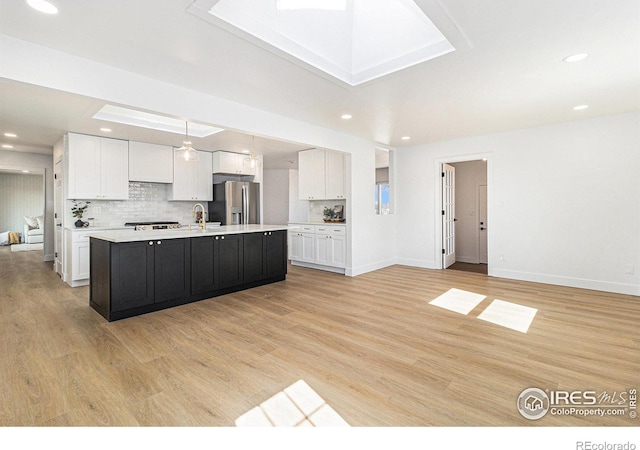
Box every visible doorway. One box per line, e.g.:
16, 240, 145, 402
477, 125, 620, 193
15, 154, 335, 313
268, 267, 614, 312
438, 158, 488, 275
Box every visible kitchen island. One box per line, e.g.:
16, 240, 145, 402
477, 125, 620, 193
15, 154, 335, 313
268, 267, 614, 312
89, 225, 288, 321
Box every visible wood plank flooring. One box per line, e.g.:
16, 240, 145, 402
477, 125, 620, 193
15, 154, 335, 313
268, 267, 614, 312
0, 246, 638, 427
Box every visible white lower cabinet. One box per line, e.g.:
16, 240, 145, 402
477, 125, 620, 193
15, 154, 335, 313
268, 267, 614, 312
288, 223, 346, 272
65, 229, 104, 287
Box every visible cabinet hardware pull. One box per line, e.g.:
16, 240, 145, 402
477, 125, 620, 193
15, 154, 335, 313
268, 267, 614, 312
221, 236, 225, 239
149, 241, 153, 245
157, 241, 161, 244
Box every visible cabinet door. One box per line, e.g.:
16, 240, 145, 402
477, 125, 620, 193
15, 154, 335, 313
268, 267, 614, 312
196, 151, 213, 201
217, 234, 244, 288
325, 150, 346, 199
111, 241, 154, 312
300, 233, 315, 262
298, 149, 325, 200
72, 242, 90, 280
288, 231, 301, 260
153, 238, 190, 303
329, 234, 347, 268
265, 230, 287, 278
67, 133, 102, 199
314, 234, 331, 266
169, 152, 196, 200
243, 232, 266, 283
100, 137, 129, 199
191, 236, 217, 295
129, 141, 173, 183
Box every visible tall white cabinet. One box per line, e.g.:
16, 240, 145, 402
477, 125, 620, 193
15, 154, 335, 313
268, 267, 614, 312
66, 133, 129, 200
169, 150, 213, 201
298, 149, 346, 200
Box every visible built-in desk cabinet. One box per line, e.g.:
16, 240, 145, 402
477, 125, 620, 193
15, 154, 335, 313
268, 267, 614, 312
288, 223, 346, 272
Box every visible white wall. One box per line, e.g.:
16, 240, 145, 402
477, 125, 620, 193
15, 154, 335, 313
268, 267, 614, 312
396, 112, 640, 296
288, 170, 309, 223
263, 169, 290, 225
0, 150, 54, 261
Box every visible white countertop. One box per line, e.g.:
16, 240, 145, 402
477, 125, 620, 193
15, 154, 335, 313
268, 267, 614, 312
288, 221, 346, 225
88, 224, 292, 243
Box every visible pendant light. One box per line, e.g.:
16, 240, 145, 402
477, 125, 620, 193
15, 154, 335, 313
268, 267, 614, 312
243, 135, 261, 168
175, 121, 200, 162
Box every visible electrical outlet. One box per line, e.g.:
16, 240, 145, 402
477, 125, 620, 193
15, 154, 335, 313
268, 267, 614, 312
500, 255, 506, 261
93, 206, 102, 213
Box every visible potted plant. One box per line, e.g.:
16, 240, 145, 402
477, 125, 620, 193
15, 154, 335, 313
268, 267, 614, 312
323, 207, 336, 222
72, 201, 91, 228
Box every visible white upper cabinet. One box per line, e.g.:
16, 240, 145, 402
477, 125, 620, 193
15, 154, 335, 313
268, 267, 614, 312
66, 133, 129, 200
128, 141, 174, 183
325, 150, 346, 200
169, 150, 213, 201
298, 149, 346, 200
212, 151, 255, 175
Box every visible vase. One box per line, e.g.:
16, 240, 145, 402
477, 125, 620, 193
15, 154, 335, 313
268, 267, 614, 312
75, 219, 85, 228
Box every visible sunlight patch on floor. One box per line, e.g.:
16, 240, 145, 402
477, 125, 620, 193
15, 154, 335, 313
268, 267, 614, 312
235, 380, 350, 427
477, 299, 538, 333
428, 288, 487, 315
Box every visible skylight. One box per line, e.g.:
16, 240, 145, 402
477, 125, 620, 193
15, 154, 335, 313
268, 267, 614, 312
188, 0, 456, 86
92, 105, 224, 137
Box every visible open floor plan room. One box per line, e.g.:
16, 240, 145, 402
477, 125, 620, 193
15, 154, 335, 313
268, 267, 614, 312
1, 247, 637, 427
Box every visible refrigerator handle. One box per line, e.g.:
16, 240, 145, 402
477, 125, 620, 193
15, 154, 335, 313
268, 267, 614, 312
242, 184, 248, 225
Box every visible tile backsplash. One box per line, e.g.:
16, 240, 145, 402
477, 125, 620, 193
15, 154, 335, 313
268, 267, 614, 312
308, 200, 346, 222
66, 182, 204, 227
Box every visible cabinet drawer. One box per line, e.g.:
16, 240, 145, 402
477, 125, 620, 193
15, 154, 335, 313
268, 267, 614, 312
314, 225, 346, 236
289, 224, 315, 233
73, 230, 105, 243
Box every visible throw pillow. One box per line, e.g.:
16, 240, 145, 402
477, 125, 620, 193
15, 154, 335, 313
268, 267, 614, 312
36, 215, 44, 230
24, 215, 38, 229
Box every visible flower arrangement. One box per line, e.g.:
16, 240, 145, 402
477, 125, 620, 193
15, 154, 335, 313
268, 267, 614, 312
71, 201, 90, 219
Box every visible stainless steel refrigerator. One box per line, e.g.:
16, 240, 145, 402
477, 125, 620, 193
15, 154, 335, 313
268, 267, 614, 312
208, 181, 260, 225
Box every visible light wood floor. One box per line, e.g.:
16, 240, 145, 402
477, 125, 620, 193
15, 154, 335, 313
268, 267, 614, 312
0, 246, 638, 427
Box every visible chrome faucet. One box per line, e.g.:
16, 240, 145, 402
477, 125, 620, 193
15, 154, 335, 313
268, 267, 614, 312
192, 203, 206, 230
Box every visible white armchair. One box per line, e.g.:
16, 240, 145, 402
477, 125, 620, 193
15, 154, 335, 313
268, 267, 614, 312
23, 215, 44, 244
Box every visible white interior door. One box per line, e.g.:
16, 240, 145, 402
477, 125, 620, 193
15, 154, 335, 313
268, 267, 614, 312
478, 184, 488, 264
442, 163, 456, 268
54, 159, 63, 276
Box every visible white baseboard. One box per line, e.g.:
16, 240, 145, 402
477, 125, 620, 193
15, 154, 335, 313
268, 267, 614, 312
455, 255, 478, 264
490, 268, 640, 297
290, 260, 345, 275
393, 258, 438, 270
347, 258, 397, 277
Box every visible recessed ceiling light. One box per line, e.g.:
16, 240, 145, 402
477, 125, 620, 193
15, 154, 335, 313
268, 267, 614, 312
2, 144, 14, 149
22, 170, 30, 173
242, 149, 250, 154
401, 136, 411, 140
340, 114, 352, 120
27, 0, 58, 14
100, 127, 112, 132
4, 132, 17, 138
573, 104, 589, 111
563, 53, 589, 63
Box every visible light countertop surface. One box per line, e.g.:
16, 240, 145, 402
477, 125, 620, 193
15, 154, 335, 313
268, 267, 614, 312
88, 224, 291, 243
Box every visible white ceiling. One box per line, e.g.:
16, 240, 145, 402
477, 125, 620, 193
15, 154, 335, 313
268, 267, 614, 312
0, 0, 638, 168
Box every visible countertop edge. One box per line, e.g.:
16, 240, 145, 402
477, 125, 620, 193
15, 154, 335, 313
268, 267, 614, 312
88, 224, 292, 243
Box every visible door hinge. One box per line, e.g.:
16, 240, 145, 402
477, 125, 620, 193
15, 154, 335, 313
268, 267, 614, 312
442, 210, 445, 216
442, 172, 445, 177
442, 249, 445, 254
